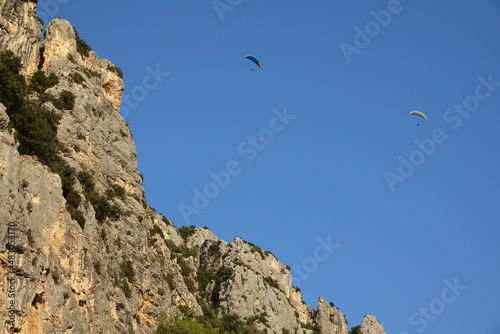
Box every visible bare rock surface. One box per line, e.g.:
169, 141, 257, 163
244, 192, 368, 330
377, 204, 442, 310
0, 102, 8, 131
358, 315, 387, 334
315, 296, 348, 334
0, 0, 43, 75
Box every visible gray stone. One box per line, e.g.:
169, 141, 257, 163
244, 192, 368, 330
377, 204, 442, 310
358, 315, 387, 334
315, 296, 348, 334
0, 103, 8, 131
0, 0, 43, 75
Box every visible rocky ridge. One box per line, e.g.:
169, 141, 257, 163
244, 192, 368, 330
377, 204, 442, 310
357, 315, 387, 334
0, 1, 388, 333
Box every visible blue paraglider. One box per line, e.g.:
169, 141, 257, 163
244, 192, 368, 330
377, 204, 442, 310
245, 55, 261, 71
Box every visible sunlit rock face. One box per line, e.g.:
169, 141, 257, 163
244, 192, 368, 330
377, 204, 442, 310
42, 18, 124, 111
0, 0, 43, 75
358, 315, 387, 334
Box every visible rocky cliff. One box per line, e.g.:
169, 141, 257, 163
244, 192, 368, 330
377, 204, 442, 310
0, 0, 42, 75
0, 1, 388, 333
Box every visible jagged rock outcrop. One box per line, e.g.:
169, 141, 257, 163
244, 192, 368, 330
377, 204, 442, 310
42, 18, 124, 111
214, 236, 300, 332
358, 315, 387, 334
0, 1, 388, 333
315, 297, 348, 334
186, 232, 346, 333
0, 0, 43, 75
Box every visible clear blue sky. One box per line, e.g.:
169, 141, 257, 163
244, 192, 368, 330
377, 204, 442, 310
37, 1, 500, 333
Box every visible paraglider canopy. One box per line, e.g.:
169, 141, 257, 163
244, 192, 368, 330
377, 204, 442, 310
245, 55, 261, 68
409, 111, 427, 126
409, 111, 427, 120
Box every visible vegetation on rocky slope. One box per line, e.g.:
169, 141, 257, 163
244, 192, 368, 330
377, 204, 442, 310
153, 311, 261, 334
0, 50, 121, 229
0, 51, 87, 223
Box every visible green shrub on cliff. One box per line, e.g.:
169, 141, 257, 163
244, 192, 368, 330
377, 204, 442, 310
0, 50, 25, 113
0, 50, 85, 228
73, 27, 92, 57
30, 69, 59, 92
52, 90, 75, 110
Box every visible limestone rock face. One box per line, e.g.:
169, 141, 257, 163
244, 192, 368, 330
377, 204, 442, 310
358, 315, 387, 334
41, 17, 77, 69
217, 237, 299, 332
40, 17, 133, 194
43, 17, 125, 111
315, 296, 349, 334
0, 1, 388, 333
0, 6, 178, 333
0, 0, 43, 75
0, 102, 8, 131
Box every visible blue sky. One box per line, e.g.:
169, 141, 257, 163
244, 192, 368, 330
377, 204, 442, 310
37, 1, 500, 333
